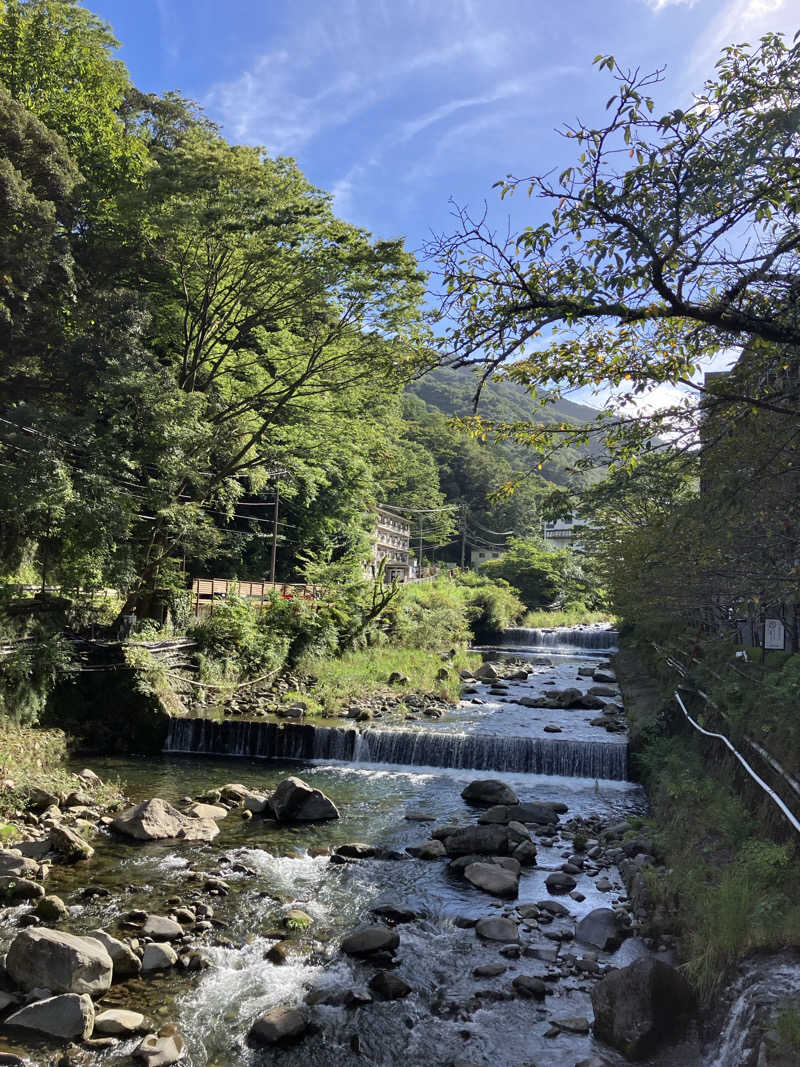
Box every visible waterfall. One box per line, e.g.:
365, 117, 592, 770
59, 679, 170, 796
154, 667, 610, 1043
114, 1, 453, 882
501, 626, 619, 652
164, 718, 628, 780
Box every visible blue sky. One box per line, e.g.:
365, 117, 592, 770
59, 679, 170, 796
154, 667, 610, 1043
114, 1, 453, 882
89, 0, 797, 251
88, 0, 796, 411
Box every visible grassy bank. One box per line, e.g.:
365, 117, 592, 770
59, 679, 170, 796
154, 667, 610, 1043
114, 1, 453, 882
616, 643, 800, 1004
520, 608, 616, 628
300, 646, 481, 713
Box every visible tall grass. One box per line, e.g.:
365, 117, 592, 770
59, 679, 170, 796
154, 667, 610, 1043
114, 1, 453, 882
520, 607, 616, 628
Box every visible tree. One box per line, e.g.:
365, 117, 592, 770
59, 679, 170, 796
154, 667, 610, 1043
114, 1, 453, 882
430, 32, 800, 463
479, 537, 603, 611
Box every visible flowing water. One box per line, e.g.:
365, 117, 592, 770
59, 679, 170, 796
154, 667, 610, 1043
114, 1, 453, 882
3, 626, 693, 1066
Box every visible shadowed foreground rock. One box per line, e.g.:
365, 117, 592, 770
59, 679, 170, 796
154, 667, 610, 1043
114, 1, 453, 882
268, 777, 339, 822
591, 957, 695, 1060
6, 928, 113, 994
112, 798, 219, 841
5, 994, 94, 1040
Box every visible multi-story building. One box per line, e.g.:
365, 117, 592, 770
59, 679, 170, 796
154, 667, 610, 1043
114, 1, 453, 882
469, 545, 506, 569
542, 514, 588, 550
368, 506, 412, 581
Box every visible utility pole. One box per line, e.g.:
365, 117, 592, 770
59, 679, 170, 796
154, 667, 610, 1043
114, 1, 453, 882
417, 516, 424, 576
269, 482, 280, 586
460, 503, 468, 569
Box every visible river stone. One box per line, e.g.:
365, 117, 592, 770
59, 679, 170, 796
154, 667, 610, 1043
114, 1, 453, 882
334, 842, 376, 859
444, 824, 509, 857
473, 963, 507, 977
475, 663, 499, 680
87, 930, 142, 980
5, 993, 94, 1040
134, 1030, 186, 1065
593, 669, 617, 684
268, 777, 339, 822
112, 798, 219, 842
512, 975, 547, 1000
0, 875, 44, 901
475, 917, 519, 943
576, 908, 629, 951
341, 924, 399, 957
369, 970, 412, 1000
141, 943, 178, 972
183, 802, 228, 820
554, 1015, 591, 1034
464, 862, 519, 899
416, 839, 447, 859
34, 895, 68, 922
6, 928, 112, 994
26, 786, 60, 812
591, 957, 695, 1059
142, 915, 183, 940
512, 840, 538, 866
0, 849, 40, 878
48, 823, 95, 861
545, 872, 576, 894
249, 1006, 309, 1045
94, 1008, 146, 1035
461, 780, 520, 806
242, 790, 270, 814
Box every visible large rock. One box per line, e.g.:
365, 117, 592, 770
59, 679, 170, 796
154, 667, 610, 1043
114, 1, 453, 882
134, 1029, 186, 1065
475, 663, 499, 681
249, 1006, 309, 1046
87, 930, 142, 980
49, 824, 94, 862
0, 876, 44, 901
478, 802, 562, 826
475, 917, 519, 942
0, 849, 40, 879
142, 915, 183, 940
183, 802, 228, 820
444, 824, 509, 857
576, 908, 629, 952
141, 943, 178, 972
590, 958, 695, 1060
369, 970, 412, 1000
34, 895, 68, 922
461, 780, 519, 806
268, 777, 339, 822
464, 862, 519, 899
6, 928, 112, 994
94, 1008, 147, 1035
545, 872, 576, 894
5, 993, 94, 1040
112, 798, 219, 842
340, 925, 399, 957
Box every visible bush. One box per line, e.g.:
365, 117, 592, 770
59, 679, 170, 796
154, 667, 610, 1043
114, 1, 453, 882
191, 595, 290, 680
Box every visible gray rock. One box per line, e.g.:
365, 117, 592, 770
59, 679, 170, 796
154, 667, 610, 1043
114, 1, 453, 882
334, 842, 376, 859
33, 895, 68, 922
249, 1006, 309, 1045
183, 802, 228, 820
48, 824, 94, 861
94, 1008, 146, 1035
553, 1015, 591, 1034
133, 1030, 186, 1065
268, 777, 339, 822
464, 862, 519, 899
416, 839, 447, 859
112, 798, 219, 842
369, 970, 412, 1000
591, 958, 695, 1059
444, 824, 509, 857
475, 663, 499, 680
142, 915, 183, 940
545, 872, 576, 893
141, 943, 178, 972
461, 780, 519, 806
6, 993, 94, 1040
512, 840, 538, 866
593, 670, 617, 684
6, 928, 112, 994
475, 917, 519, 942
473, 963, 507, 977
86, 930, 142, 980
341, 925, 399, 957
0, 876, 44, 901
576, 908, 629, 951
512, 975, 547, 999
0, 849, 40, 879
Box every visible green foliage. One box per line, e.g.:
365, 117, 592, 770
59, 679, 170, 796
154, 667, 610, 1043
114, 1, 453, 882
478, 537, 604, 612
0, 628, 73, 724
191, 596, 290, 682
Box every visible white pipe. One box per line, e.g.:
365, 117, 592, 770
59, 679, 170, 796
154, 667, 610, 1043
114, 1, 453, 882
673, 691, 800, 835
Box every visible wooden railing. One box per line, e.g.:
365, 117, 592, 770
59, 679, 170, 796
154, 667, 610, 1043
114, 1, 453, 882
190, 578, 320, 617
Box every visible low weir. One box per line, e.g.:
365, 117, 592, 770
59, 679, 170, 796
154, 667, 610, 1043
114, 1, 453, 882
500, 626, 619, 652
164, 718, 628, 780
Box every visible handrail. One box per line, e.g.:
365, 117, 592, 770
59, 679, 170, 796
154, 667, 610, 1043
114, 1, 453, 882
673, 690, 800, 834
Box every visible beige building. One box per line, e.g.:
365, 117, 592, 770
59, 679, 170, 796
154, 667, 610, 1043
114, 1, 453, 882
543, 514, 588, 550
470, 545, 506, 569
369, 506, 412, 581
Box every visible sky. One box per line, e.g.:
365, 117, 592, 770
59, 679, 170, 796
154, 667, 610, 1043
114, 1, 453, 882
86, 0, 797, 408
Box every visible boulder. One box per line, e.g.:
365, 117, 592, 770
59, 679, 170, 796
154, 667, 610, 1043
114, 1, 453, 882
242, 791, 270, 814
464, 862, 519, 899
112, 798, 219, 842
141, 943, 178, 972
87, 930, 142, 980
369, 971, 412, 1000
461, 780, 519, 806
512, 840, 538, 866
590, 958, 695, 1060
444, 824, 509, 857
48, 824, 95, 861
545, 872, 576, 894
576, 908, 629, 952
512, 975, 547, 1000
416, 839, 447, 860
475, 662, 499, 680
34, 895, 68, 922
480, 802, 562, 826
334, 842, 376, 859
0, 849, 40, 879
6, 928, 112, 994
341, 925, 399, 957
5, 993, 94, 1040
94, 1008, 146, 1035
268, 777, 339, 822
142, 915, 183, 940
134, 1030, 186, 1065
183, 802, 228, 820
593, 669, 617, 684
25, 786, 59, 812
249, 1006, 309, 1046
0, 876, 44, 901
475, 917, 519, 943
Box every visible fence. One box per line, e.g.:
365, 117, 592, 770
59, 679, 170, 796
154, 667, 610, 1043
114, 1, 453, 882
190, 578, 321, 617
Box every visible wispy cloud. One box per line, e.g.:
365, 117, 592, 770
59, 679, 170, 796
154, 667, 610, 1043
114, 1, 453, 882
686, 0, 792, 80
641, 0, 699, 11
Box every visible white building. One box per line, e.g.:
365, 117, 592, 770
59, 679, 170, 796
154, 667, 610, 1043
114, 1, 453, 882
369, 506, 412, 581
542, 514, 589, 550
470, 545, 507, 569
